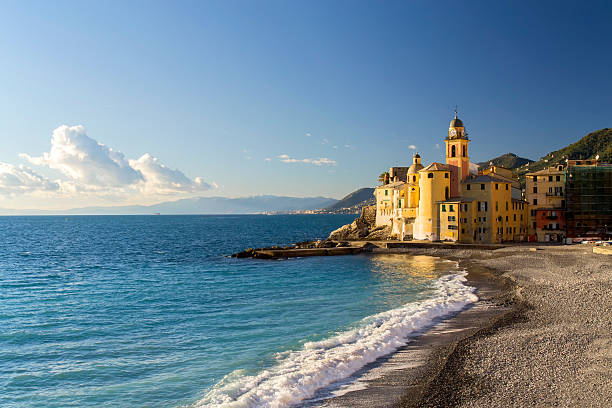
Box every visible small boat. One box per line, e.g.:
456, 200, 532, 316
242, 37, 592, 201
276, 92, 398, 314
153, 213, 161, 216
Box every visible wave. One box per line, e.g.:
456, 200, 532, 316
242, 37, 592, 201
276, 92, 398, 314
194, 272, 478, 408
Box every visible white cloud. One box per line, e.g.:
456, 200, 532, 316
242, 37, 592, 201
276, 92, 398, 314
0, 163, 59, 195
264, 157, 272, 162
435, 143, 441, 149
344, 144, 351, 148
305, 132, 311, 137
129, 153, 213, 194
21, 125, 142, 187
333, 145, 338, 149
321, 138, 329, 144
408, 144, 417, 150
277, 154, 337, 166
19, 125, 214, 197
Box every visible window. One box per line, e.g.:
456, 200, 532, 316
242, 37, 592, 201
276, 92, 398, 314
448, 225, 458, 230
442, 204, 446, 212
467, 184, 471, 190
461, 228, 465, 233
385, 190, 388, 196
445, 173, 449, 178
445, 187, 449, 200
533, 187, 537, 193
533, 221, 537, 228
428, 173, 433, 178
506, 216, 509, 222
462, 145, 466, 157
548, 176, 553, 182
556, 175, 560, 182
506, 184, 509, 190
496, 201, 499, 211
449, 205, 454, 212
451, 145, 456, 157
481, 184, 485, 190
413, 175, 416, 182
483, 217, 486, 222
448, 216, 456, 222
495, 183, 499, 190
398, 200, 402, 208
513, 214, 516, 221
506, 202, 509, 211
533, 199, 538, 205
531, 210, 536, 216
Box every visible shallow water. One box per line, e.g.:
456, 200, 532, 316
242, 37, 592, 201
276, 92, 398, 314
0, 215, 475, 407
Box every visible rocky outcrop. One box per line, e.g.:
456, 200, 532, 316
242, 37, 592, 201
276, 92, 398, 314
327, 205, 392, 241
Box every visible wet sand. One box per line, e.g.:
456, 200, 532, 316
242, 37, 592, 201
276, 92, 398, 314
311, 244, 612, 407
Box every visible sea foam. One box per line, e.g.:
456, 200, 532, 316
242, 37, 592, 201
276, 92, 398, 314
195, 272, 478, 408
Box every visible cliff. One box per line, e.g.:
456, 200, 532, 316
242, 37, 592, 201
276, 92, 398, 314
327, 206, 392, 240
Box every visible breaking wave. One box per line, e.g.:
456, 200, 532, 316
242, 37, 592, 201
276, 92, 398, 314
194, 272, 478, 408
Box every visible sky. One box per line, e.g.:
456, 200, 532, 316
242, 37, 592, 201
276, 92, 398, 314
0, 0, 611, 209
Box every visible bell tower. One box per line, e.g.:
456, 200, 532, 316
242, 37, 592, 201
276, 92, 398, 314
444, 108, 470, 197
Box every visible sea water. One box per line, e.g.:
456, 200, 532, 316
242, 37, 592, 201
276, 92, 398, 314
0, 215, 477, 408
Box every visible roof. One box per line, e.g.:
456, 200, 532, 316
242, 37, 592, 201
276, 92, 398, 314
526, 166, 565, 176
407, 163, 424, 174
419, 162, 449, 172
450, 116, 464, 128
375, 181, 405, 189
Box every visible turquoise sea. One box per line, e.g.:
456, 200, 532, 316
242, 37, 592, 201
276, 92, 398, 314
0, 215, 477, 407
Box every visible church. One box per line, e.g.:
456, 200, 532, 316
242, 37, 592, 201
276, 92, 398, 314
374, 113, 529, 244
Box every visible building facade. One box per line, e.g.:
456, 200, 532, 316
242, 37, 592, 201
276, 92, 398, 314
375, 114, 529, 244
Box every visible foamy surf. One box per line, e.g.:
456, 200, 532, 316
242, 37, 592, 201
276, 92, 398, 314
194, 272, 478, 408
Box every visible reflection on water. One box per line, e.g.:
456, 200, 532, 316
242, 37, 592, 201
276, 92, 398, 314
363, 254, 458, 311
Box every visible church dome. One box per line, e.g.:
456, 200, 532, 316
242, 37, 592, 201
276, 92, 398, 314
408, 162, 424, 174
450, 116, 464, 128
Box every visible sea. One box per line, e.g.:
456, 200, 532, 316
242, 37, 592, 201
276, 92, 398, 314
0, 215, 477, 408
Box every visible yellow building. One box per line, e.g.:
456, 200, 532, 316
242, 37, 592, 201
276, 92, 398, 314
374, 113, 529, 244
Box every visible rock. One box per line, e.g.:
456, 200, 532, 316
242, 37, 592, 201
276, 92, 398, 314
315, 240, 336, 248
336, 241, 350, 247
363, 225, 393, 240
232, 248, 256, 258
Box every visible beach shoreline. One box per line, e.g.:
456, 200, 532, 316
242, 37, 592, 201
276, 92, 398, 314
310, 244, 611, 407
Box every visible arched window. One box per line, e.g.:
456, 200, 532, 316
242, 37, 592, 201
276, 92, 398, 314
451, 145, 456, 157
445, 187, 449, 200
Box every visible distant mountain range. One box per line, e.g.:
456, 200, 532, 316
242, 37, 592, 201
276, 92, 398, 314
0, 195, 338, 215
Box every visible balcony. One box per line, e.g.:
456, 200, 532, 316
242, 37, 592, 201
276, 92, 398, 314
546, 192, 564, 197
546, 215, 558, 220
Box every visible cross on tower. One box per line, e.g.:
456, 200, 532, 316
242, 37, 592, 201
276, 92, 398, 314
453, 105, 458, 118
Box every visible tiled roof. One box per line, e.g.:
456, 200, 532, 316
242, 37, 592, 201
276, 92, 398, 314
375, 181, 406, 189
419, 162, 449, 172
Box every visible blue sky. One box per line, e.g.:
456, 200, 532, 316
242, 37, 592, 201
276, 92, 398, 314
0, 0, 610, 209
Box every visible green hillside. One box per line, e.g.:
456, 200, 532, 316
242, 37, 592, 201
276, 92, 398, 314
480, 128, 611, 186
514, 128, 611, 182
478, 153, 533, 170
